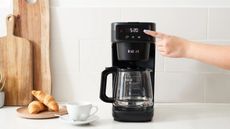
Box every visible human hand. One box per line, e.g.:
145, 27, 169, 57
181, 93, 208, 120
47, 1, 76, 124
144, 30, 191, 58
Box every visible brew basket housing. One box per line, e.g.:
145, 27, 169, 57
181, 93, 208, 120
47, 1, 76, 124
116, 42, 150, 61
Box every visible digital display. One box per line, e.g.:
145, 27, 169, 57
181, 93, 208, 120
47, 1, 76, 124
128, 28, 139, 33
115, 24, 154, 41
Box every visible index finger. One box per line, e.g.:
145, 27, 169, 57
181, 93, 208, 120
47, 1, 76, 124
143, 30, 166, 39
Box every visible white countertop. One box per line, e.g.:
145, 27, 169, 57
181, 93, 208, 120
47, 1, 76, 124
1, 103, 230, 129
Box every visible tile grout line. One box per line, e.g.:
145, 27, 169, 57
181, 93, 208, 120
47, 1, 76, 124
206, 8, 210, 40
202, 74, 206, 103
49, 0, 230, 8
155, 70, 230, 74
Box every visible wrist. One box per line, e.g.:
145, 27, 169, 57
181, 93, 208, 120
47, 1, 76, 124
183, 40, 194, 58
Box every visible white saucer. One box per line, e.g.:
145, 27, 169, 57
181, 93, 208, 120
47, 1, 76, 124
59, 115, 99, 125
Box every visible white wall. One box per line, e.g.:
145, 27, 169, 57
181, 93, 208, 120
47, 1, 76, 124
1, 0, 230, 103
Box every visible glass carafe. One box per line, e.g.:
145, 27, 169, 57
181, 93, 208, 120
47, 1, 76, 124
100, 67, 153, 108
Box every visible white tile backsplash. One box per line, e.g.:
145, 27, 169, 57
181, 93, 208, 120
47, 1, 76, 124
52, 71, 113, 102
79, 40, 111, 73
51, 40, 79, 74
156, 50, 164, 72
78, 72, 104, 102
0, 8, 12, 37
1, 2, 230, 103
155, 72, 204, 102
164, 57, 226, 73
0, 1, 11, 8
52, 72, 80, 102
51, 7, 121, 40
204, 74, 230, 103
50, 0, 230, 8
208, 8, 230, 40
164, 40, 230, 74
121, 8, 208, 40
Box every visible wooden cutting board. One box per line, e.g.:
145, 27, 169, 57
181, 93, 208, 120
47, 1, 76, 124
13, 0, 51, 94
0, 15, 33, 105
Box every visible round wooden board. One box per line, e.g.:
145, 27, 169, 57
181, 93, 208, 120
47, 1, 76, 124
16, 106, 67, 119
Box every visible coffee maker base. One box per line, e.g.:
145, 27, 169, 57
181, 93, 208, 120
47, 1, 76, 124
112, 106, 154, 122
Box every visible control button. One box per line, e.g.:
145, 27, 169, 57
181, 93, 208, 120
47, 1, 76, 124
125, 35, 129, 39
131, 36, 135, 39
137, 36, 141, 39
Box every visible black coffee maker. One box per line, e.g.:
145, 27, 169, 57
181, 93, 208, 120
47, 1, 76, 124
100, 22, 155, 122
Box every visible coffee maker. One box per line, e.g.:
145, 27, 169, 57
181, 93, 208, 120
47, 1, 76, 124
100, 22, 155, 122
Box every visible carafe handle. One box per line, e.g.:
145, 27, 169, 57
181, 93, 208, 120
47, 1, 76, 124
100, 67, 117, 103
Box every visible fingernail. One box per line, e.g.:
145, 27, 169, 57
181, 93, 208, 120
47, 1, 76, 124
143, 29, 150, 33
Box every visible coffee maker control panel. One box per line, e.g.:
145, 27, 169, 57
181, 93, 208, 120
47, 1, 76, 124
112, 22, 155, 42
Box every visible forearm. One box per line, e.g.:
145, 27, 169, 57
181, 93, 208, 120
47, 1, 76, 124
185, 41, 230, 70
143, 30, 230, 70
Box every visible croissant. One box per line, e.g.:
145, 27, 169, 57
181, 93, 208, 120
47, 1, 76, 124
28, 101, 47, 114
32, 90, 59, 112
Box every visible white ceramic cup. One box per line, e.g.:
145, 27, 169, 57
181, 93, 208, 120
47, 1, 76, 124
0, 92, 4, 108
66, 102, 98, 121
